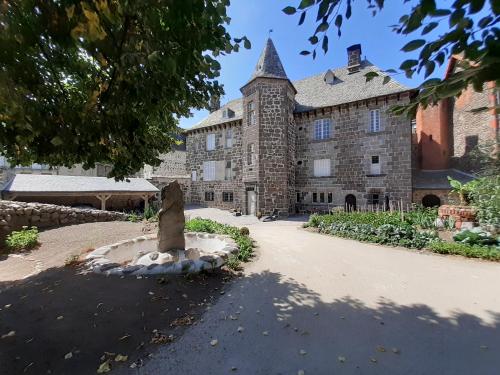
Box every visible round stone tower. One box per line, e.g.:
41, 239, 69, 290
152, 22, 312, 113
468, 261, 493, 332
240, 38, 296, 216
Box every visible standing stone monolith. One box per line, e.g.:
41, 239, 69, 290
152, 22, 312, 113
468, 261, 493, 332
157, 181, 185, 252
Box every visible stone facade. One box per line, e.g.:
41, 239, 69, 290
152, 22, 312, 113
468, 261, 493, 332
295, 94, 413, 212
0, 200, 128, 247
186, 122, 245, 211
185, 39, 416, 215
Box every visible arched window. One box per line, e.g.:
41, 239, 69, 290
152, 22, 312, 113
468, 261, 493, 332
422, 194, 441, 208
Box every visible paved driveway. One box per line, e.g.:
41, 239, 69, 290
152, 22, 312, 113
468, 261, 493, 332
135, 207, 500, 375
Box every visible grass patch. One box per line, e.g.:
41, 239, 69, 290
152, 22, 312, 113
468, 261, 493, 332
429, 241, 500, 261
185, 218, 254, 269
5, 226, 39, 252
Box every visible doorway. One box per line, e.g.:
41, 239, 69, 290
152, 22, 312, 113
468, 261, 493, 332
247, 190, 256, 216
345, 194, 356, 212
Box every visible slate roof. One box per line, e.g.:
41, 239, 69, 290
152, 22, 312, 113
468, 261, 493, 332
3, 174, 159, 194
187, 39, 412, 131
413, 169, 475, 189
250, 38, 288, 81
188, 98, 243, 131
294, 60, 410, 112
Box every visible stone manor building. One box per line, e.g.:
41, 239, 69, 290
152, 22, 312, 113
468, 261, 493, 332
185, 39, 416, 216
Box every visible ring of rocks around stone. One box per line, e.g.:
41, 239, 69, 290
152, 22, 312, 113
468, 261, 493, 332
85, 232, 239, 276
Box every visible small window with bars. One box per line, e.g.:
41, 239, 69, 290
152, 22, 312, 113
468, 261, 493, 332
247, 101, 255, 126
225, 128, 233, 148
205, 191, 215, 201
367, 192, 380, 206
225, 161, 232, 180
370, 155, 381, 175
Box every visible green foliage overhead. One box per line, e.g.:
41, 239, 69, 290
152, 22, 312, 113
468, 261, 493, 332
0, 0, 249, 179
283, 0, 500, 117
466, 175, 500, 227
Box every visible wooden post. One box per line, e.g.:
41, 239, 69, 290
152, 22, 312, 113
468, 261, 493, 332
96, 194, 111, 210
141, 194, 151, 211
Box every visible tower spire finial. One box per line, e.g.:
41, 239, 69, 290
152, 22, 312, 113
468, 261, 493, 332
249, 38, 288, 81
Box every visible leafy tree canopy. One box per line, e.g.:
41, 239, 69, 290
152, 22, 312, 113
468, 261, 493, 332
0, 0, 249, 178
283, 0, 500, 117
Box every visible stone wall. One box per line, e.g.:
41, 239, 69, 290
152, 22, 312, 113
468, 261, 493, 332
186, 122, 244, 211
412, 189, 453, 207
0, 200, 128, 246
295, 93, 413, 212
147, 177, 191, 204
450, 84, 494, 173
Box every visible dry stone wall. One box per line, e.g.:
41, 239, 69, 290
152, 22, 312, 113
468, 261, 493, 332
0, 200, 128, 245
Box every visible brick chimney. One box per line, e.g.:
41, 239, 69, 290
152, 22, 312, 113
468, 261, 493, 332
347, 44, 362, 73
209, 95, 220, 113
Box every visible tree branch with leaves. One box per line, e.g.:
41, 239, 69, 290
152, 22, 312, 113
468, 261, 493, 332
283, 0, 500, 117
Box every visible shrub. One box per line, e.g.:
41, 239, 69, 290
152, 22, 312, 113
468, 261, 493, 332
404, 206, 438, 229
309, 211, 402, 228
453, 228, 498, 247
185, 218, 254, 267
239, 227, 250, 236
143, 205, 159, 221
429, 241, 500, 261
466, 176, 500, 229
5, 226, 39, 251
127, 212, 142, 223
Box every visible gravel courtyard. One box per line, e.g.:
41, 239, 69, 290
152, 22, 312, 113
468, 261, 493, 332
135, 206, 500, 375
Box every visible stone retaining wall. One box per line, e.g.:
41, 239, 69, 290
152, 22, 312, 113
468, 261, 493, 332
0, 200, 128, 246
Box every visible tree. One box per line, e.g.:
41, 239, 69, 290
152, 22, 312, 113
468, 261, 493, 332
0, 0, 249, 178
283, 0, 500, 117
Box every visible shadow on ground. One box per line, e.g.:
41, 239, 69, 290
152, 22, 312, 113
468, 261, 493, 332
135, 270, 500, 375
0, 265, 231, 375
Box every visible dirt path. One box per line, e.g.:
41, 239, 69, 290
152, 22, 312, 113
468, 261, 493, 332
0, 221, 232, 375
135, 207, 500, 375
0, 221, 149, 282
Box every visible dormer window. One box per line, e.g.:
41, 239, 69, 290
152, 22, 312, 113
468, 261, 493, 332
222, 108, 235, 119
324, 69, 335, 84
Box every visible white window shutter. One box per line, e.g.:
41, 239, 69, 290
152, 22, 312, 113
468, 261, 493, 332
191, 170, 197, 181
215, 161, 225, 181
206, 134, 215, 150
314, 159, 330, 177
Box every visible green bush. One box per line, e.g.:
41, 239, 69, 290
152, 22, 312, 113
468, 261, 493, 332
320, 221, 437, 250
185, 218, 254, 267
466, 176, 500, 228
309, 211, 403, 228
404, 206, 438, 229
127, 212, 142, 223
143, 205, 159, 221
429, 241, 500, 261
5, 226, 39, 251
453, 228, 498, 246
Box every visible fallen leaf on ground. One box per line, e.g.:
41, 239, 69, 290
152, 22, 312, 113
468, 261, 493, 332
97, 360, 111, 373
376, 346, 386, 352
370, 357, 378, 363
118, 334, 131, 341
4, 304, 11, 308
237, 326, 244, 333
64, 352, 73, 360
338, 356, 346, 363
1, 331, 15, 339
299, 349, 307, 356
170, 315, 195, 327
210, 339, 218, 346
262, 331, 269, 336
56, 316, 64, 320
392, 348, 401, 354
115, 354, 128, 362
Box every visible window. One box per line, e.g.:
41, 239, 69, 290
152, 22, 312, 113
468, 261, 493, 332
296, 192, 301, 203
222, 192, 233, 202
247, 143, 255, 165
313, 193, 318, 203
368, 193, 380, 205
370, 109, 381, 132
225, 161, 232, 180
0, 156, 7, 168
328, 193, 333, 204
205, 191, 214, 201
203, 161, 216, 181
247, 101, 255, 126
191, 170, 197, 182
314, 119, 331, 140
319, 192, 325, 203
206, 134, 216, 151
370, 156, 381, 175
225, 128, 233, 148
313, 159, 331, 177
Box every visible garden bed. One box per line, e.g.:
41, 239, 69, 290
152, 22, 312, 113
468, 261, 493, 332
305, 210, 500, 262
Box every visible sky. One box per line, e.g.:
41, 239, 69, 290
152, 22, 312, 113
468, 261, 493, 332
179, 0, 451, 129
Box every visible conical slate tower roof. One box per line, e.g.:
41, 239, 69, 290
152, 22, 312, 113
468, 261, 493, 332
250, 38, 288, 80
